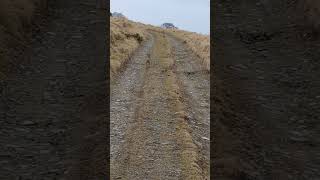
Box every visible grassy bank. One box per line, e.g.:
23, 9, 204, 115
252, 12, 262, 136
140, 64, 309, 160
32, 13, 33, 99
110, 17, 210, 79
110, 17, 148, 80
169, 29, 210, 71
145, 26, 210, 71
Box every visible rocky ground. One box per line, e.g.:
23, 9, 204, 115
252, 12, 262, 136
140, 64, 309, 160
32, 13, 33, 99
212, 0, 320, 179
110, 31, 210, 179
0, 0, 108, 179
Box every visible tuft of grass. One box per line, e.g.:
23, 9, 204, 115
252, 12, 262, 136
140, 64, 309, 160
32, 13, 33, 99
145, 26, 210, 71
110, 17, 148, 80
110, 17, 210, 79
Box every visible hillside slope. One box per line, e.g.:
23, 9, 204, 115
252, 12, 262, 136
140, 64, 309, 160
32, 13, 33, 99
110, 17, 210, 81
111, 22, 210, 180
110, 17, 148, 80
168, 29, 210, 71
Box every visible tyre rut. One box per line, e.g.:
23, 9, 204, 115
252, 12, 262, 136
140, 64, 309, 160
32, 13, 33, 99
111, 31, 209, 179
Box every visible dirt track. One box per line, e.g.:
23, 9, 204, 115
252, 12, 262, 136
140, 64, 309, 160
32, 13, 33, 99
111, 31, 210, 179
0, 0, 108, 179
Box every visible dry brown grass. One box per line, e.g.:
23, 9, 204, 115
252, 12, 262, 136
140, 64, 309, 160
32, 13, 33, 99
0, 0, 47, 78
110, 17, 210, 79
168, 29, 210, 71
143, 25, 210, 71
110, 17, 148, 80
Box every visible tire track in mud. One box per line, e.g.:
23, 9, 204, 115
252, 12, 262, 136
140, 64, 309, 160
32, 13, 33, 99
111, 31, 209, 179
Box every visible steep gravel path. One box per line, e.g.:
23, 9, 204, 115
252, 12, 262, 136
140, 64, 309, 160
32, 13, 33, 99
111, 31, 209, 179
168, 35, 210, 178
110, 34, 154, 168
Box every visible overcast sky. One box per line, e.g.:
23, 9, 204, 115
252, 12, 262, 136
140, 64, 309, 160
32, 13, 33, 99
110, 0, 210, 35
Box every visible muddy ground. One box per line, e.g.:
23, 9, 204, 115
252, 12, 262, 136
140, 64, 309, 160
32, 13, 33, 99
212, 1, 320, 179
110, 31, 210, 179
0, 0, 108, 179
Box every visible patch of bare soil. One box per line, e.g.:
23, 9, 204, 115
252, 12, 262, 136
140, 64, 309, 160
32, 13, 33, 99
111, 31, 209, 179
